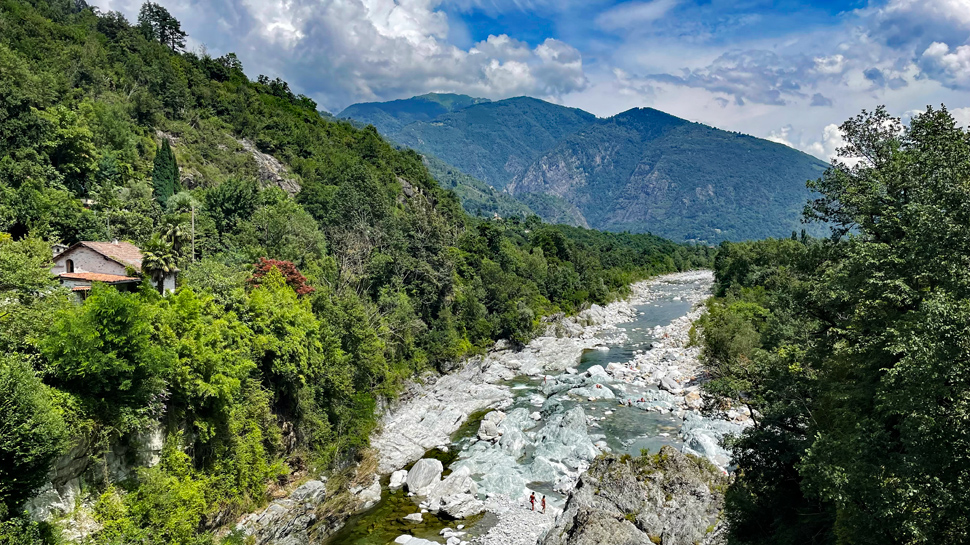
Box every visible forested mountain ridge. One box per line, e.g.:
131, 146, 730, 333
340, 96, 828, 243
341, 95, 597, 190
338, 93, 491, 136
509, 107, 829, 242
0, 0, 712, 543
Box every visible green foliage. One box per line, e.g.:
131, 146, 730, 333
702, 106, 970, 544
94, 437, 209, 545
0, 355, 67, 520
0, 235, 56, 296
41, 283, 172, 421
0, 513, 54, 544
151, 139, 180, 204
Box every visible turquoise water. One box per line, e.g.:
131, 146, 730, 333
325, 279, 701, 545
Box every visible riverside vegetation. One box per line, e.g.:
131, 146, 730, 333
695, 106, 970, 544
0, 0, 714, 543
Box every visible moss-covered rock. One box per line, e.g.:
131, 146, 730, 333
542, 446, 730, 545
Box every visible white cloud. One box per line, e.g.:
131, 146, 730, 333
596, 0, 680, 31
805, 124, 846, 161
952, 107, 970, 127
814, 54, 846, 75
920, 42, 970, 89
767, 125, 797, 148
98, 0, 588, 112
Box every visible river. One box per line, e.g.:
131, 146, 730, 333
326, 271, 738, 545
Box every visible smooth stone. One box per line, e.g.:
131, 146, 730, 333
390, 469, 409, 489
403, 512, 423, 523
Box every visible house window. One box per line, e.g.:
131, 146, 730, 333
66, 259, 74, 273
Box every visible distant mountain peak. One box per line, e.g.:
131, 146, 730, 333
339, 93, 829, 242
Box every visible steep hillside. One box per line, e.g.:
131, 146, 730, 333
344, 96, 597, 189
338, 93, 490, 135
422, 154, 536, 219
509, 108, 829, 242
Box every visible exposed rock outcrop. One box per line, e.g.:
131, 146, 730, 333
236, 138, 300, 195
236, 480, 328, 545
541, 447, 729, 545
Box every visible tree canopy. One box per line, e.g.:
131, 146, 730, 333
698, 105, 970, 544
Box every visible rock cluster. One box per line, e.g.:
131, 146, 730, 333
402, 459, 486, 520
236, 480, 328, 545
372, 365, 513, 474
541, 447, 729, 545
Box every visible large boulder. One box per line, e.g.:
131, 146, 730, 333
439, 493, 486, 519
533, 407, 599, 466
406, 458, 443, 495
541, 447, 729, 545
237, 480, 328, 545
427, 466, 478, 503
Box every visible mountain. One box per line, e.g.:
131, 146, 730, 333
342, 96, 597, 190
341, 97, 829, 242
422, 153, 536, 219
338, 92, 490, 135
509, 107, 829, 242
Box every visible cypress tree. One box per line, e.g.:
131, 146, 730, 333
151, 138, 179, 204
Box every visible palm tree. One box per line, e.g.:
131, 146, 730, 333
166, 191, 200, 262
141, 234, 178, 294
161, 220, 189, 257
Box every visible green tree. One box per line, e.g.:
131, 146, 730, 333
151, 139, 180, 205
0, 355, 67, 520
41, 284, 172, 418
137, 2, 187, 51
141, 234, 178, 293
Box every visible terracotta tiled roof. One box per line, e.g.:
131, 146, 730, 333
71, 286, 93, 292
55, 241, 144, 271
60, 272, 141, 284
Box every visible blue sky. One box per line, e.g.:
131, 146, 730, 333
99, 0, 970, 160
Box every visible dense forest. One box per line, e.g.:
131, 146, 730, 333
0, 0, 713, 542
695, 106, 970, 543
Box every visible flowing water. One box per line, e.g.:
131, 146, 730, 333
326, 277, 707, 545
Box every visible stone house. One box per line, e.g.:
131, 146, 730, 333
52, 241, 176, 297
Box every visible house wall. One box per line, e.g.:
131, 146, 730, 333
53, 248, 130, 276
162, 273, 177, 294
59, 278, 91, 290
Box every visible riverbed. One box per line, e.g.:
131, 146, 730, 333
327, 271, 738, 545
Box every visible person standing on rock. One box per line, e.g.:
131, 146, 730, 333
542, 495, 546, 514
530, 492, 536, 511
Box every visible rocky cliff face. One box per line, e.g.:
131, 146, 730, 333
25, 424, 165, 541
541, 447, 729, 545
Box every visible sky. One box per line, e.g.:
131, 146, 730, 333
97, 0, 970, 161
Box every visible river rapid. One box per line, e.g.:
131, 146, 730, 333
326, 271, 747, 545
